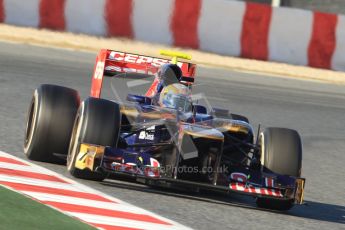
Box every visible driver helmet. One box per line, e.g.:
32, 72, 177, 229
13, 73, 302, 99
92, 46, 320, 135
157, 63, 182, 86
159, 83, 192, 112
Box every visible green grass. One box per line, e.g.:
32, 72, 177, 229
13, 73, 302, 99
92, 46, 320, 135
0, 186, 95, 230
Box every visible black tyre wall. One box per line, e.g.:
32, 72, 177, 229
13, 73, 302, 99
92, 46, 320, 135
257, 127, 302, 210
24, 84, 80, 163
261, 128, 302, 177
67, 97, 121, 181
79, 97, 121, 147
230, 113, 249, 123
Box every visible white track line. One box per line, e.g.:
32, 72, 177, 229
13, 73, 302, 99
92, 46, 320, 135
69, 212, 186, 230
23, 192, 147, 214
0, 162, 56, 174
0, 175, 83, 192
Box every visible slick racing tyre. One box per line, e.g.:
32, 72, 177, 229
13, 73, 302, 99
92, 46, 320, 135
230, 113, 249, 123
24, 84, 80, 164
256, 128, 302, 210
67, 97, 121, 181
211, 108, 249, 123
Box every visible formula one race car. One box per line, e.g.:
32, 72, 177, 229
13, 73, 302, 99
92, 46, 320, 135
24, 49, 305, 210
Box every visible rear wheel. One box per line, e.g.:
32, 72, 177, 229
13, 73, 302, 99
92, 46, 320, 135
230, 113, 249, 123
256, 128, 302, 210
24, 84, 80, 163
67, 97, 121, 181
211, 109, 250, 123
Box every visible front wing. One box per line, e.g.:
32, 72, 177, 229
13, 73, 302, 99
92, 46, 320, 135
75, 143, 305, 204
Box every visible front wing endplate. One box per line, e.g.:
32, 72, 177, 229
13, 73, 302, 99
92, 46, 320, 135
75, 143, 105, 171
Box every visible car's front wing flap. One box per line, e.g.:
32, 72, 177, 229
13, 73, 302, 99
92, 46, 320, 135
227, 170, 306, 204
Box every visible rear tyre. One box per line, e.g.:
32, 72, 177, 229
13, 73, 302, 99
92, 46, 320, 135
67, 97, 121, 181
256, 128, 302, 210
24, 84, 80, 163
229, 113, 249, 123
211, 109, 250, 123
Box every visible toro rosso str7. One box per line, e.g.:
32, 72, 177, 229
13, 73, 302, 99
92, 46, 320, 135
24, 49, 305, 210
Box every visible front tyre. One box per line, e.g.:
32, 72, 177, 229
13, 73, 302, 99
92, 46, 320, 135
24, 84, 80, 163
67, 97, 121, 181
256, 128, 302, 211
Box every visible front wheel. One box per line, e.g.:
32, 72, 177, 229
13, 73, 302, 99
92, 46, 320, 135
67, 97, 121, 181
24, 84, 80, 163
256, 128, 302, 210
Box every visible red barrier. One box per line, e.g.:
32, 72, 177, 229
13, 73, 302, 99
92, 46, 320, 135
308, 12, 338, 69
241, 3, 272, 60
171, 0, 201, 49
39, 0, 65, 30
106, 0, 133, 38
0, 0, 4, 22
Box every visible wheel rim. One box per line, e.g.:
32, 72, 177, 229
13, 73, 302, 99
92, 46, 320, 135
67, 112, 81, 171
259, 132, 265, 168
202, 152, 216, 182
24, 91, 38, 152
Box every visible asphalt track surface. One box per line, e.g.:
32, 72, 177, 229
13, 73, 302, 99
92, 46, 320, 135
0, 41, 344, 230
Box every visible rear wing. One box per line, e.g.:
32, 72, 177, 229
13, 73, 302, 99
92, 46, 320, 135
90, 49, 197, 98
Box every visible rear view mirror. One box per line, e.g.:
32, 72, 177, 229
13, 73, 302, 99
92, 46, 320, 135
126, 94, 152, 104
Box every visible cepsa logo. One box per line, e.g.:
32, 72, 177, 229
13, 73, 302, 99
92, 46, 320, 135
108, 51, 170, 67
